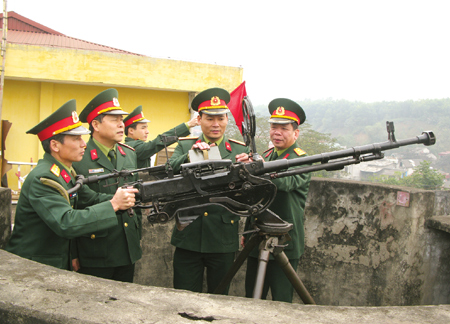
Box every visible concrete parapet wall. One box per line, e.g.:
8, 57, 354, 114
0, 187, 11, 249
301, 178, 450, 306
2, 179, 450, 322
133, 178, 450, 306
1, 250, 450, 324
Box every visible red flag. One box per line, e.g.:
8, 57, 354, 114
228, 81, 247, 134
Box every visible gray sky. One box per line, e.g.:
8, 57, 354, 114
7, 0, 450, 106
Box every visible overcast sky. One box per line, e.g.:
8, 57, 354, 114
7, 0, 450, 106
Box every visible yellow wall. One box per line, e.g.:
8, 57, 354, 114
3, 81, 188, 191
5, 44, 243, 92
1, 43, 243, 191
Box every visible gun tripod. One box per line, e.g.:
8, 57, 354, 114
213, 211, 316, 304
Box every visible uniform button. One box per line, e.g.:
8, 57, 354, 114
90, 234, 96, 239
204, 212, 208, 217
124, 223, 128, 227
231, 220, 234, 224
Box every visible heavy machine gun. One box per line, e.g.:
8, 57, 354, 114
66, 97, 435, 303
68, 121, 435, 229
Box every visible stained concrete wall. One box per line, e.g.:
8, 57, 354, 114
2, 178, 450, 322
132, 178, 450, 306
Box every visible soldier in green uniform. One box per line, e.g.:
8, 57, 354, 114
6, 99, 137, 270
123, 105, 199, 168
169, 87, 251, 294
244, 98, 312, 303
72, 89, 141, 283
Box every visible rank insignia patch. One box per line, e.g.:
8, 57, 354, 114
50, 164, 60, 177
294, 148, 306, 156
117, 145, 125, 156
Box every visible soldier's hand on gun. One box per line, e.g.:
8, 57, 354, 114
192, 141, 215, 151
110, 187, 139, 211
236, 152, 252, 163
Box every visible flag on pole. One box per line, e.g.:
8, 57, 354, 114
227, 81, 247, 135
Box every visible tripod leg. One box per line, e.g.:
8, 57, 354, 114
213, 234, 262, 295
273, 250, 316, 304
252, 249, 270, 299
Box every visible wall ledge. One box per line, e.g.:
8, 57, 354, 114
1, 249, 450, 324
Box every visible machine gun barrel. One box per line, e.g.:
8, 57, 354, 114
67, 164, 166, 195
255, 130, 435, 177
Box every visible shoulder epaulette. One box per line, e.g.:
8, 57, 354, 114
263, 147, 274, 154
294, 147, 307, 156
118, 142, 135, 151
179, 136, 198, 141
229, 138, 246, 146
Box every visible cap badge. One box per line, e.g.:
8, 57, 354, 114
275, 106, 286, 116
211, 96, 221, 106
113, 97, 120, 107
141, 112, 145, 118
72, 111, 79, 123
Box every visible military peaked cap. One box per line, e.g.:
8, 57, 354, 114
27, 99, 90, 141
79, 88, 129, 124
268, 98, 306, 125
191, 87, 230, 115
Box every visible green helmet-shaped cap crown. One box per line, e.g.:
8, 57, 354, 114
191, 87, 230, 115
27, 99, 90, 141
268, 98, 306, 125
123, 105, 151, 127
79, 88, 129, 124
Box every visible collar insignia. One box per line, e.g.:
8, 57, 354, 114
225, 141, 231, 152
61, 169, 71, 183
117, 145, 126, 156
90, 149, 99, 161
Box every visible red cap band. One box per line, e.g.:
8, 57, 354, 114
197, 97, 228, 112
37, 116, 82, 141
124, 113, 145, 127
270, 107, 300, 124
86, 100, 123, 124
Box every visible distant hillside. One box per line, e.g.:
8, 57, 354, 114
253, 98, 449, 156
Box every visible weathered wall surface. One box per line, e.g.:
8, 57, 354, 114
0, 188, 11, 249
300, 179, 450, 306
2, 250, 450, 324
2, 178, 450, 313
133, 178, 450, 306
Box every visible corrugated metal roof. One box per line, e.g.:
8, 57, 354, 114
6, 30, 143, 55
1, 11, 64, 35
1, 11, 143, 56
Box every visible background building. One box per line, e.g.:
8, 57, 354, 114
0, 11, 243, 191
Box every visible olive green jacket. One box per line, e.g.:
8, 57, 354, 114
169, 135, 249, 253
124, 122, 191, 168
72, 138, 142, 268
6, 153, 118, 270
247, 143, 311, 259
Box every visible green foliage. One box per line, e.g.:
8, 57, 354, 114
369, 160, 445, 190
302, 97, 450, 156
